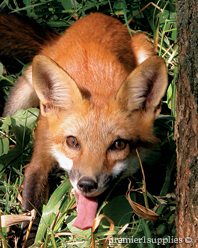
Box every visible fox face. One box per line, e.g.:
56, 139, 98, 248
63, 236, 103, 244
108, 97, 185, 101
31, 54, 167, 200
45, 101, 143, 197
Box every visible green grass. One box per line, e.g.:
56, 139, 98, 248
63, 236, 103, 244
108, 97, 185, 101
0, 0, 177, 247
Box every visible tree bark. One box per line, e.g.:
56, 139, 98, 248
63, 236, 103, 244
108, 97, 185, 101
175, 0, 198, 247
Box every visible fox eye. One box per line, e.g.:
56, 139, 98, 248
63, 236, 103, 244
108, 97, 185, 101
66, 136, 79, 149
110, 139, 128, 151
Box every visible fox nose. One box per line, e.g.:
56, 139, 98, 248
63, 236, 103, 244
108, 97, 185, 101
77, 177, 98, 194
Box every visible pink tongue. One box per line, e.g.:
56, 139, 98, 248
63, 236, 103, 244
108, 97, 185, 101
72, 192, 98, 230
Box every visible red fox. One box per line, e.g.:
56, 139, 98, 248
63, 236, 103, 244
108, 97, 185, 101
1, 12, 167, 243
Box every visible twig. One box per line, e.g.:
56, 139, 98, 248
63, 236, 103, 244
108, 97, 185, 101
127, 2, 163, 24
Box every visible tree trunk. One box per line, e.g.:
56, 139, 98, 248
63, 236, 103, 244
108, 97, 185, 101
175, 0, 198, 247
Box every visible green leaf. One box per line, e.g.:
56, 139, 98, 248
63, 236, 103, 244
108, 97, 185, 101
0, 137, 9, 156
0, 108, 39, 167
35, 179, 72, 242
11, 108, 39, 143
102, 195, 132, 226
67, 216, 92, 237
113, 1, 124, 14
158, 10, 170, 24
0, 62, 4, 75
59, 0, 77, 11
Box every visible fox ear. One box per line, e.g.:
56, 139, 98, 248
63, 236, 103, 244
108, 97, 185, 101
116, 56, 168, 117
32, 55, 83, 115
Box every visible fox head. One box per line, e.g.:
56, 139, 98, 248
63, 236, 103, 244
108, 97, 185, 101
32, 55, 167, 198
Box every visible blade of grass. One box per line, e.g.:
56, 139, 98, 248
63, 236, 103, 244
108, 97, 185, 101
35, 179, 72, 242
122, 0, 132, 37
141, 219, 154, 248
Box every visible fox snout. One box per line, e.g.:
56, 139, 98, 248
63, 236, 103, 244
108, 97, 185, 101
77, 177, 98, 194
69, 169, 113, 197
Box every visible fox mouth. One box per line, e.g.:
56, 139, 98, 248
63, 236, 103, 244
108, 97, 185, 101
71, 179, 111, 230
72, 191, 99, 229
72, 184, 110, 230
69, 173, 112, 229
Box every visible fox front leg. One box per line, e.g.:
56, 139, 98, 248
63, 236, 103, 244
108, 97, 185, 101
20, 162, 50, 246
22, 163, 50, 213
